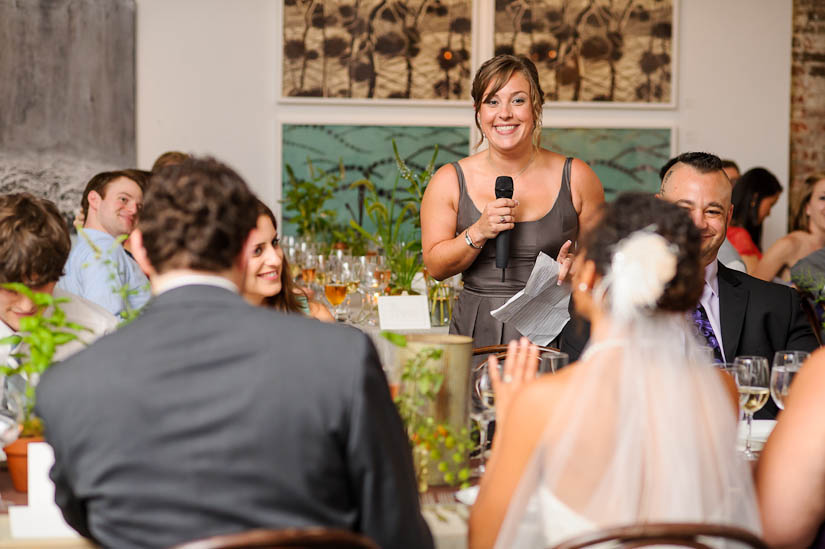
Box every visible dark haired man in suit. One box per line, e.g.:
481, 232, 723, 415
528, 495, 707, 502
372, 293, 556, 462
37, 157, 433, 549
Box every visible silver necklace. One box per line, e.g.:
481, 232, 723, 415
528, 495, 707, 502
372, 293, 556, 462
486, 148, 536, 182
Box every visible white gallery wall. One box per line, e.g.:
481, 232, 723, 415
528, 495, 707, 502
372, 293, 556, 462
136, 0, 792, 246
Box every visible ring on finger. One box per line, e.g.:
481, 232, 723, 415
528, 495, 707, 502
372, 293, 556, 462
500, 215, 506, 224
502, 373, 513, 383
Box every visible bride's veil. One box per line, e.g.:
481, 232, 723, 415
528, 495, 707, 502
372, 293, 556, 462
495, 230, 761, 548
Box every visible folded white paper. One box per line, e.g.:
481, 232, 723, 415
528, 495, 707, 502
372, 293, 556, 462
9, 505, 79, 538
378, 295, 431, 330
9, 441, 80, 538
490, 252, 571, 346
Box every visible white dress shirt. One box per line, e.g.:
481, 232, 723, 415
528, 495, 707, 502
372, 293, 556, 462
700, 261, 725, 362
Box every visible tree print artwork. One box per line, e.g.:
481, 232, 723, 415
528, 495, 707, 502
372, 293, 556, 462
494, 0, 673, 103
282, 0, 472, 100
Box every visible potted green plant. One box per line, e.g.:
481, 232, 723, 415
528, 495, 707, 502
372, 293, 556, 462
0, 283, 88, 491
382, 332, 474, 492
349, 141, 439, 293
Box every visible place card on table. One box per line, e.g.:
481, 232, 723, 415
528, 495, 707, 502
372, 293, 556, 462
9, 441, 79, 538
378, 295, 431, 331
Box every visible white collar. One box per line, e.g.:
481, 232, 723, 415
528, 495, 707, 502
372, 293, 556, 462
703, 261, 719, 298
153, 273, 239, 296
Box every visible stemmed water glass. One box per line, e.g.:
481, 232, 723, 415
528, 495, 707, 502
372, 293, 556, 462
471, 358, 499, 473
538, 351, 569, 375
733, 355, 770, 460
770, 350, 809, 410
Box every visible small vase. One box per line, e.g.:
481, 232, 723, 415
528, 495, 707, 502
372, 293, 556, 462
5, 436, 44, 492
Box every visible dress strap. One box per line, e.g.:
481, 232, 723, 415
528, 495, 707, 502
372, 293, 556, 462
562, 157, 573, 193
452, 161, 467, 196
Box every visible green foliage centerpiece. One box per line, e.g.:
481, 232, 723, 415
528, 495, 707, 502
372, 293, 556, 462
382, 331, 473, 492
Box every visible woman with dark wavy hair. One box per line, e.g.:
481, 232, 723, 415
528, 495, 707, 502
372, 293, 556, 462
727, 167, 782, 272
242, 199, 333, 321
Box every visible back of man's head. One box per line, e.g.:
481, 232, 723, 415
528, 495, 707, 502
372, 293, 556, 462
139, 157, 258, 274
660, 152, 725, 190
0, 193, 71, 286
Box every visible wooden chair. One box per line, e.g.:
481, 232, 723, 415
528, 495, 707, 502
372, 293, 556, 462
171, 528, 378, 549
551, 523, 768, 549
473, 344, 561, 356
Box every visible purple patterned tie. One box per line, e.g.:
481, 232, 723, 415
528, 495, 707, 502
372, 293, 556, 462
693, 304, 723, 363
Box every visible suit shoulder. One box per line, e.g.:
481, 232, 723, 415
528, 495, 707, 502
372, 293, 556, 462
720, 265, 796, 295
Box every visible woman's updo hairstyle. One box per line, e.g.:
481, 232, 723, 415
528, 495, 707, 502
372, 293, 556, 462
471, 54, 544, 149
582, 193, 703, 313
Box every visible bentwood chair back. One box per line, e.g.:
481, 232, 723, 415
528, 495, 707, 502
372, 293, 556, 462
171, 528, 379, 549
472, 344, 561, 356
551, 523, 768, 549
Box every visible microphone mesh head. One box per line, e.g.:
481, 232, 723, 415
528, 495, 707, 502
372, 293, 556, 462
495, 176, 514, 199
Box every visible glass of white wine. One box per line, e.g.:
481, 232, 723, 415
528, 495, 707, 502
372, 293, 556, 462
770, 351, 808, 410
471, 359, 499, 474
733, 355, 770, 460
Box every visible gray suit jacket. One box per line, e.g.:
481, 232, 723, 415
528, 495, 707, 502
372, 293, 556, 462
36, 284, 433, 549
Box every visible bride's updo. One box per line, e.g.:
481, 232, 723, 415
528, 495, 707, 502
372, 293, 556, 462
582, 193, 703, 313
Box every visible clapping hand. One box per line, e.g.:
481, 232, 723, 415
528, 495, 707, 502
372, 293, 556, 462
488, 337, 539, 428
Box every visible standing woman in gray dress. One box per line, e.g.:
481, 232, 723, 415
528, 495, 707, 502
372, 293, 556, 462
421, 54, 604, 348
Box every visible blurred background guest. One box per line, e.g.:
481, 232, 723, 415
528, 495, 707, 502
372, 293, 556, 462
721, 158, 741, 184
728, 167, 783, 272
755, 172, 825, 283
421, 54, 604, 349
243, 199, 333, 321
151, 150, 190, 174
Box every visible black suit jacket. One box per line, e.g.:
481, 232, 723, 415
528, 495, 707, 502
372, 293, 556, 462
561, 262, 819, 417
36, 284, 433, 549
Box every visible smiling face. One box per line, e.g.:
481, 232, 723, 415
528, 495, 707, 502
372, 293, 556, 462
660, 164, 733, 267
88, 177, 143, 237
242, 215, 284, 304
478, 72, 535, 152
0, 282, 56, 331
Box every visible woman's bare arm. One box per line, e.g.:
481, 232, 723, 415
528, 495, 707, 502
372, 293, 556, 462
757, 348, 825, 547
421, 162, 515, 280
569, 158, 606, 234
754, 234, 797, 281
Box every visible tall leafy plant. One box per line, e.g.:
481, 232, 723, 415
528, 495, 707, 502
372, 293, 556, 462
348, 140, 439, 292
281, 158, 344, 244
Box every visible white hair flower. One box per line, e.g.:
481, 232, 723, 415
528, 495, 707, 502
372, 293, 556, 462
596, 228, 678, 319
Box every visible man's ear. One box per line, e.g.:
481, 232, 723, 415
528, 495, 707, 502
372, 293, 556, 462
88, 190, 102, 212
129, 229, 156, 278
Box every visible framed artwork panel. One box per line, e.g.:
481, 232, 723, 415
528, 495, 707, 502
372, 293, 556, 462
280, 0, 473, 102
280, 123, 470, 236
493, 0, 677, 108
541, 125, 674, 199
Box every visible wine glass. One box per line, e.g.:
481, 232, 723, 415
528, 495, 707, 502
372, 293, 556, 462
324, 263, 348, 321
470, 358, 499, 473
770, 351, 808, 410
733, 355, 770, 460
538, 351, 569, 375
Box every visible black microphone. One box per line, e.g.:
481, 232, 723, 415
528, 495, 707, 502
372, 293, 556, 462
494, 176, 514, 282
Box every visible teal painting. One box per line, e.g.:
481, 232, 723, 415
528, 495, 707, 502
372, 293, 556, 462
541, 127, 672, 200
281, 124, 469, 236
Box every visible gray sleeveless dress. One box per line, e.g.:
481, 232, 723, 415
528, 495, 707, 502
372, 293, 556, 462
449, 158, 578, 348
